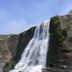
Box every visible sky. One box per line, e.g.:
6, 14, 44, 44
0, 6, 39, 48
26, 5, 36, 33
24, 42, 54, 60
0, 0, 72, 34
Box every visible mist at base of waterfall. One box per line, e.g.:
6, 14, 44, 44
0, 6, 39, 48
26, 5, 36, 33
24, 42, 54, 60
9, 20, 50, 72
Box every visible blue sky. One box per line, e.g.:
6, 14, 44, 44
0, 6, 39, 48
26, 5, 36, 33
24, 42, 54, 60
0, 0, 72, 34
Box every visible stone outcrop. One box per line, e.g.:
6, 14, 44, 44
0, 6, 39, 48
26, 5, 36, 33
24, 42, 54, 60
0, 35, 19, 72
14, 27, 35, 63
2, 27, 35, 72
46, 11, 72, 72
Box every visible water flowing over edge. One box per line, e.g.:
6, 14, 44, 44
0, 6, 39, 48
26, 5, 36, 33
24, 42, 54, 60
9, 20, 50, 72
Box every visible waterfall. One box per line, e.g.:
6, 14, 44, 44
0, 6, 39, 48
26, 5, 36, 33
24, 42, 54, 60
10, 20, 50, 72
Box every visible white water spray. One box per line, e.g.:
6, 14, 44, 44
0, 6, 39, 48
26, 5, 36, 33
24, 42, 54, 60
10, 20, 50, 72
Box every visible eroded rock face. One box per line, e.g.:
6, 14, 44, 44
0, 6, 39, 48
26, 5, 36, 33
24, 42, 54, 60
0, 35, 18, 72
46, 11, 72, 72
59, 13, 72, 67
0, 38, 10, 72
14, 27, 35, 63
2, 27, 35, 72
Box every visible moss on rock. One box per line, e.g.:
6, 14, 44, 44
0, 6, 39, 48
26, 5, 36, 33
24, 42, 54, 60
46, 16, 67, 67
3, 60, 16, 72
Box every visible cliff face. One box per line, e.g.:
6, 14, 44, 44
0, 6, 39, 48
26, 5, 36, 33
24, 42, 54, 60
0, 35, 19, 72
14, 27, 35, 63
2, 27, 35, 72
46, 12, 72, 71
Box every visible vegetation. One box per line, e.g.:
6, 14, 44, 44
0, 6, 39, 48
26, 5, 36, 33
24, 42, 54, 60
50, 16, 67, 43
47, 16, 67, 66
3, 60, 16, 72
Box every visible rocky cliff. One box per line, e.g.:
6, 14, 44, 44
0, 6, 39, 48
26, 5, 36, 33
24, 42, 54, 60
45, 11, 72, 72
1, 27, 35, 72
0, 35, 19, 72
0, 11, 72, 72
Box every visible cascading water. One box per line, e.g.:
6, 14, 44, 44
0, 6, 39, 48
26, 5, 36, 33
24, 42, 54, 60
10, 20, 50, 72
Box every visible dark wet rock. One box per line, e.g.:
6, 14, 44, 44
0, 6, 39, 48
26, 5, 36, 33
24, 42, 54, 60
14, 27, 36, 63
